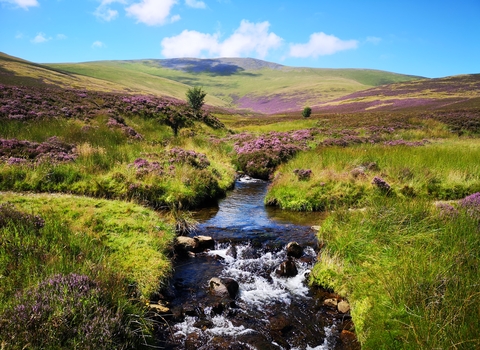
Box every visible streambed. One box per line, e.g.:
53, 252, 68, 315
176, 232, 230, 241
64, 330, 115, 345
155, 177, 356, 349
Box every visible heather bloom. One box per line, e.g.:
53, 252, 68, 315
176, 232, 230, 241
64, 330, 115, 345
459, 192, 480, 218
372, 176, 392, 193
436, 202, 459, 219
0, 273, 139, 349
168, 147, 210, 169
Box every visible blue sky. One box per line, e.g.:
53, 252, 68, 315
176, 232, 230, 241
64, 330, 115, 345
0, 0, 479, 78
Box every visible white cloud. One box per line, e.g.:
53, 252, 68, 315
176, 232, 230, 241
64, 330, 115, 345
289, 32, 358, 58
185, 0, 205, 9
161, 20, 282, 59
94, 0, 125, 21
162, 30, 219, 57
126, 0, 178, 26
92, 40, 106, 48
56, 34, 67, 40
31, 32, 51, 44
0, 0, 39, 10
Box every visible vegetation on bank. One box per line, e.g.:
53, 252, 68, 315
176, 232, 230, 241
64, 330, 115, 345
310, 195, 480, 349
0, 192, 175, 348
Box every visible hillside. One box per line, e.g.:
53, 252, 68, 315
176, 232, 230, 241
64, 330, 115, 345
3, 52, 479, 115
46, 57, 422, 114
312, 73, 480, 113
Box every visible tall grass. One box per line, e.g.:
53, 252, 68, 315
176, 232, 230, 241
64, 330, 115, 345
310, 195, 480, 349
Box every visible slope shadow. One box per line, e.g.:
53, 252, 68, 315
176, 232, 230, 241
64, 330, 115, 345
160, 58, 251, 76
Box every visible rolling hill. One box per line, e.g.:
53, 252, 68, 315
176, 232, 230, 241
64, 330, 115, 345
2, 52, 479, 114
46, 57, 422, 114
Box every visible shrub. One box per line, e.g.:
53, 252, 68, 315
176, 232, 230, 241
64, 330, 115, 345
0, 273, 141, 349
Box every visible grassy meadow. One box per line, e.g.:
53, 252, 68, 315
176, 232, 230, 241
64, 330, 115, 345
1, 53, 480, 348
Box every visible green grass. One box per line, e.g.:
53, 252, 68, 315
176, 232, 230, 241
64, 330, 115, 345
0, 114, 237, 209
0, 192, 176, 297
310, 196, 480, 349
266, 139, 480, 211
0, 193, 176, 348
46, 59, 421, 109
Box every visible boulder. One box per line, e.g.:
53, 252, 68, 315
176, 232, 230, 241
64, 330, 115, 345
194, 235, 215, 252
286, 241, 303, 258
275, 257, 298, 277
338, 300, 351, 314
175, 236, 197, 254
208, 277, 239, 299
174, 235, 215, 255
324, 298, 338, 308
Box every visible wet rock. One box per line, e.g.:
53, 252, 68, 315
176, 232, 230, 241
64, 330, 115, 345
275, 256, 298, 277
242, 245, 260, 259
324, 298, 338, 308
174, 235, 215, 255
226, 244, 237, 258
340, 329, 361, 349
338, 300, 351, 314
148, 302, 170, 314
185, 332, 202, 350
193, 319, 214, 330
194, 235, 215, 252
269, 314, 293, 334
175, 236, 196, 254
286, 241, 303, 258
208, 277, 239, 299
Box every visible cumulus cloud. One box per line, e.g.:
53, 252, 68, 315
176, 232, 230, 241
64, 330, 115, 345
92, 40, 106, 48
0, 0, 39, 10
31, 32, 51, 44
289, 32, 358, 58
161, 20, 283, 59
162, 30, 219, 57
185, 0, 206, 9
126, 0, 178, 26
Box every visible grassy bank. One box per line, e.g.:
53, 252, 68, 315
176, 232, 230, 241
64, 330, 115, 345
0, 86, 237, 209
310, 195, 480, 349
266, 138, 480, 211
0, 192, 176, 348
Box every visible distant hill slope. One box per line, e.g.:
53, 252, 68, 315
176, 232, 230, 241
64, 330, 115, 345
312, 74, 480, 113
46, 57, 422, 114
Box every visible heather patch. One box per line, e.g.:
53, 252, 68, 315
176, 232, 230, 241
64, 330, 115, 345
459, 192, 480, 219
0, 273, 139, 349
0, 136, 77, 164
233, 129, 318, 179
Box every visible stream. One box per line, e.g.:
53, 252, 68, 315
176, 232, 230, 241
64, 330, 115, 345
154, 177, 356, 349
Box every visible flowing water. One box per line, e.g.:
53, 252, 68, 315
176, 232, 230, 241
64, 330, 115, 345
155, 177, 354, 349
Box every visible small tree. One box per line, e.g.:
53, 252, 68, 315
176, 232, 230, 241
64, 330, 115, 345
186, 86, 207, 114
302, 106, 312, 118
163, 107, 193, 137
